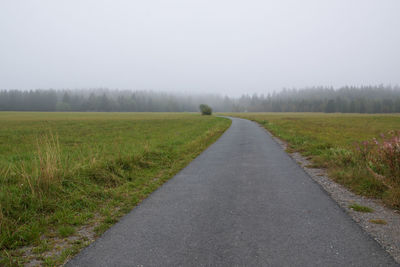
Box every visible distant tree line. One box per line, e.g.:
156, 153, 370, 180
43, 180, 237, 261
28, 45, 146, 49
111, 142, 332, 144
1, 85, 400, 113
237, 86, 400, 113
0, 89, 222, 112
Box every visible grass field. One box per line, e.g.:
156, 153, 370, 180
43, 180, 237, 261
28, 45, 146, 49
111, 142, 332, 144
223, 113, 400, 208
0, 112, 231, 265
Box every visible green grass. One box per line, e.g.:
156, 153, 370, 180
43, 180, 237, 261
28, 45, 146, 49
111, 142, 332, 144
349, 203, 374, 213
0, 112, 231, 265
222, 112, 400, 208
58, 226, 75, 238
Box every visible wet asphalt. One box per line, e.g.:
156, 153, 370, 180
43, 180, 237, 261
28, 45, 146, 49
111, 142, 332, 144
67, 117, 397, 266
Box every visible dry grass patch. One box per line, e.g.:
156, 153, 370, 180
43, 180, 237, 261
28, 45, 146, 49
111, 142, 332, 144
369, 219, 387, 225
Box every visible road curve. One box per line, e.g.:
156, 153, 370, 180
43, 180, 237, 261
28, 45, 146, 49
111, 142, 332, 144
67, 117, 397, 266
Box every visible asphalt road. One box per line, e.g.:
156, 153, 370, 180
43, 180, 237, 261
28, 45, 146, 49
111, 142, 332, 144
67, 117, 397, 266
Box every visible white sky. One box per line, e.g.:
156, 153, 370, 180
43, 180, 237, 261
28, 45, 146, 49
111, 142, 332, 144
0, 0, 399, 96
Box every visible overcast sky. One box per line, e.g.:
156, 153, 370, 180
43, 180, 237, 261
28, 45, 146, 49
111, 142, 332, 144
0, 0, 399, 96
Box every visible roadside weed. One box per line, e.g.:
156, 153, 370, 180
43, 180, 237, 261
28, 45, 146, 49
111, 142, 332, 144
349, 204, 374, 213
369, 219, 387, 225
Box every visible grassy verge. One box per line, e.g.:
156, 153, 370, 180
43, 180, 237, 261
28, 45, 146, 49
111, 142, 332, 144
0, 112, 231, 265
223, 112, 400, 209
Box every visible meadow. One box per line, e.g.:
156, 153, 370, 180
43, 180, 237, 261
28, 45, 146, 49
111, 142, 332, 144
0, 112, 231, 265
224, 113, 400, 208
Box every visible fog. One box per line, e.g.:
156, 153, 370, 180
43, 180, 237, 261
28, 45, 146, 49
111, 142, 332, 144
1, 0, 399, 96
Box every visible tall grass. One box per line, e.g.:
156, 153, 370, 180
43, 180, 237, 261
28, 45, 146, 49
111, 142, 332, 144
1, 133, 65, 250
354, 131, 400, 194
20, 132, 62, 196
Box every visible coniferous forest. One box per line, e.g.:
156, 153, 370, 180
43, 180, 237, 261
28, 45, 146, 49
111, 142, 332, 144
1, 85, 400, 113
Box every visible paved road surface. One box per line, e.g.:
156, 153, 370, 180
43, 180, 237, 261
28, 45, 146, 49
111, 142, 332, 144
68, 117, 397, 266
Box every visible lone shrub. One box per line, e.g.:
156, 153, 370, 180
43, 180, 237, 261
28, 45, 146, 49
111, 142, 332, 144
199, 104, 212, 115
